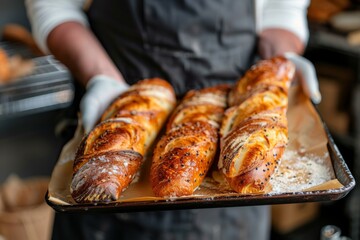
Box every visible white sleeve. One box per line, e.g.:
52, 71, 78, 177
258, 0, 310, 43
25, 0, 88, 54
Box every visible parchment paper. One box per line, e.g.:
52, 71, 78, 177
48, 86, 344, 206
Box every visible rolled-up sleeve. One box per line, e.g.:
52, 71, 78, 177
25, 0, 88, 54
259, 0, 310, 43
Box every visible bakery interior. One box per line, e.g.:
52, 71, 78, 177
0, 0, 360, 239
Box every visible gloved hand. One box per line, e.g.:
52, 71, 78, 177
80, 75, 129, 133
284, 52, 322, 104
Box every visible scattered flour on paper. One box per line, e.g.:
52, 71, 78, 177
270, 150, 333, 193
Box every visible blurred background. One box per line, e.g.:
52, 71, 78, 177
0, 0, 360, 239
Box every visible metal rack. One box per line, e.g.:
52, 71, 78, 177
0, 42, 74, 118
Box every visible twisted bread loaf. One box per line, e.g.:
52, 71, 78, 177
150, 85, 229, 197
219, 56, 295, 194
71, 78, 176, 203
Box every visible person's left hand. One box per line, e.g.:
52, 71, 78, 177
258, 28, 304, 59
80, 75, 129, 133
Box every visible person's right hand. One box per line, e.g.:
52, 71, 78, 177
80, 75, 129, 134
258, 28, 304, 59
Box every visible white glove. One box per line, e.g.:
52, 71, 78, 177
80, 75, 129, 133
284, 52, 322, 104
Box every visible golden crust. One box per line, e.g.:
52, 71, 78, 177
220, 87, 288, 137
220, 111, 288, 177
219, 56, 295, 194
151, 122, 218, 197
228, 56, 294, 107
150, 85, 230, 197
71, 78, 176, 203
225, 145, 285, 194
166, 84, 229, 130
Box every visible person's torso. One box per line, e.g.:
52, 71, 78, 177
87, 0, 257, 96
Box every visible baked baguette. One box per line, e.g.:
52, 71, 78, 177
219, 56, 295, 194
150, 85, 229, 197
71, 78, 176, 203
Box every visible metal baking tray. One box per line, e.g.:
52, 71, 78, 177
45, 104, 356, 214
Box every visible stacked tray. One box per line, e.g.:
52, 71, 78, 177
0, 41, 74, 118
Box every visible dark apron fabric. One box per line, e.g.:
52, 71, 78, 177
87, 0, 257, 96
52, 1, 270, 240
53, 206, 270, 240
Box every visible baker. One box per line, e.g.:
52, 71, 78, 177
26, 0, 310, 239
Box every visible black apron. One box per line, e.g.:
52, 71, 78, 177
87, 0, 257, 96
53, 1, 270, 240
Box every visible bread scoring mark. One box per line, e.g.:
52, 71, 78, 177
228, 57, 294, 107
220, 112, 288, 178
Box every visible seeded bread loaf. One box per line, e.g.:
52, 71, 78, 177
218, 56, 295, 194
150, 85, 229, 197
